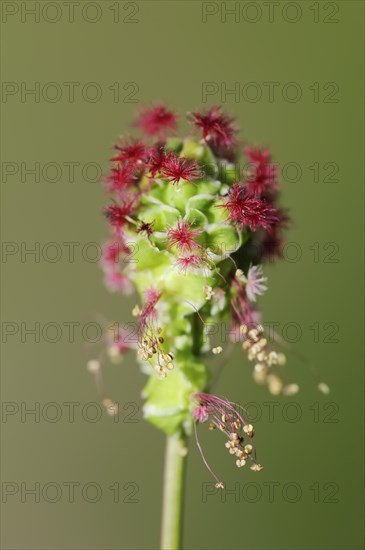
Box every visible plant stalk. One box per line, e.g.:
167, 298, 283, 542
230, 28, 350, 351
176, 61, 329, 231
160, 432, 187, 550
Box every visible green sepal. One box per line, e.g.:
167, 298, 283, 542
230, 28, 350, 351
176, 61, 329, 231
186, 194, 216, 214
184, 208, 208, 228
217, 161, 240, 185
142, 184, 166, 203
138, 201, 180, 231
162, 268, 215, 311
199, 144, 218, 178
181, 138, 205, 161
164, 184, 197, 214
165, 137, 183, 153
132, 238, 172, 272
196, 179, 221, 195
205, 223, 242, 257
206, 200, 229, 224
177, 351, 209, 390
143, 370, 188, 435
150, 231, 168, 251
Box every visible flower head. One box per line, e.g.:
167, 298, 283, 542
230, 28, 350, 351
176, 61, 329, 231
93, 105, 327, 488
161, 153, 201, 184
135, 104, 177, 137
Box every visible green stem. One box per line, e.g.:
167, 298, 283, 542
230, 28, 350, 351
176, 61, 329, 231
160, 432, 187, 550
160, 314, 201, 549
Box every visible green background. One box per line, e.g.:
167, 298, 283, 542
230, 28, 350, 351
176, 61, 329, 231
1, 1, 364, 548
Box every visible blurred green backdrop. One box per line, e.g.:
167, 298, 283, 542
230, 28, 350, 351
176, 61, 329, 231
1, 1, 364, 549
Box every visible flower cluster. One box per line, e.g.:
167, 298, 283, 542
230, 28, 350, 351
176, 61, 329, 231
240, 323, 291, 395
91, 104, 328, 484
193, 393, 262, 487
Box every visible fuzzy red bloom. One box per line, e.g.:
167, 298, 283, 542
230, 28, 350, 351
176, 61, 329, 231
112, 138, 149, 165
219, 183, 279, 232
260, 209, 290, 261
244, 147, 271, 164
104, 195, 138, 228
244, 146, 278, 196
140, 287, 162, 327
190, 106, 236, 148
167, 220, 201, 254
161, 153, 201, 184
102, 241, 120, 264
106, 165, 138, 193
231, 274, 261, 328
106, 324, 136, 352
106, 324, 137, 352
212, 140, 238, 163
193, 405, 209, 423
275, 207, 290, 230
241, 201, 279, 233
261, 230, 285, 261
137, 220, 154, 237
194, 393, 254, 435
104, 271, 133, 294
135, 104, 177, 137
193, 392, 262, 486
147, 145, 167, 178
175, 254, 205, 273
144, 287, 161, 304
101, 239, 131, 266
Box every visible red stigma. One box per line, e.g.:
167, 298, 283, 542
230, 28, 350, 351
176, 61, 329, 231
244, 146, 278, 196
167, 220, 201, 254
104, 195, 138, 228
106, 165, 138, 193
112, 138, 149, 165
148, 145, 167, 178
139, 287, 162, 328
190, 106, 236, 148
218, 183, 279, 232
175, 254, 205, 273
161, 153, 201, 184
137, 220, 154, 237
